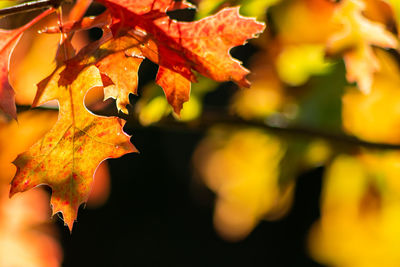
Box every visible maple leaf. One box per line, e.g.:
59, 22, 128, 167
10, 66, 136, 231
87, 0, 266, 114
327, 0, 398, 93
0, 8, 55, 119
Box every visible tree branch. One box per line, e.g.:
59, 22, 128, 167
0, 0, 63, 16
123, 110, 400, 151
16, 103, 400, 151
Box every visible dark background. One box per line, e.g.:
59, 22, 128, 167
58, 124, 324, 267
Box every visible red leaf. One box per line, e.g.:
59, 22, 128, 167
156, 66, 191, 114
96, 0, 265, 113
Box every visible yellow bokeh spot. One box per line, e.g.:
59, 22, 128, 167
173, 96, 202, 122
232, 65, 284, 119
138, 96, 170, 126
342, 50, 400, 144
193, 127, 292, 241
304, 140, 332, 167
309, 152, 400, 267
276, 44, 332, 86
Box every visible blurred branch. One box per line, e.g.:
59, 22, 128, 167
16, 103, 400, 150
16, 104, 400, 150
122, 110, 400, 151
0, 0, 63, 16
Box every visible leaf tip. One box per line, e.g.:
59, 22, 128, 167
53, 209, 76, 233
9, 185, 17, 199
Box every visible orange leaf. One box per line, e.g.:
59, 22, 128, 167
10, 66, 136, 231
156, 66, 191, 114
52, 29, 143, 113
0, 8, 55, 119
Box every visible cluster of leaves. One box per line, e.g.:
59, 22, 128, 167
0, 0, 264, 231
4, 0, 400, 266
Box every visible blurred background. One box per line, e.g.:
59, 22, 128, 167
2, 0, 400, 266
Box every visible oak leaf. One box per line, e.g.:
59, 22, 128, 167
60, 28, 144, 114
328, 0, 397, 93
93, 0, 265, 114
42, 1, 264, 114
10, 66, 136, 231
7, 0, 264, 230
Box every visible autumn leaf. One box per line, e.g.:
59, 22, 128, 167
0, 8, 55, 119
10, 66, 136, 231
93, 0, 265, 114
328, 0, 397, 93
4, 0, 264, 231
43, 1, 264, 114
50, 27, 143, 114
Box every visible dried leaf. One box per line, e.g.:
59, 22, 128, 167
10, 66, 136, 231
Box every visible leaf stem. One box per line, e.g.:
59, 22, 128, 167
0, 0, 63, 16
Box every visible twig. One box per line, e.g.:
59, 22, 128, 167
122, 110, 400, 151
16, 103, 400, 150
0, 0, 63, 16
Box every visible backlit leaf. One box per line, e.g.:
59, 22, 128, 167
95, 0, 265, 114
10, 66, 136, 231
0, 8, 55, 119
